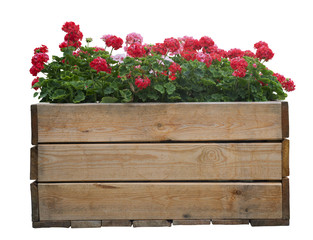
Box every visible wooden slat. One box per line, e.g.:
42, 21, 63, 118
282, 178, 290, 220
30, 147, 38, 180
37, 142, 282, 181
282, 139, 290, 177
281, 102, 289, 138
33, 220, 71, 228
173, 220, 211, 225
31, 104, 38, 145
30, 181, 39, 222
133, 220, 171, 227
71, 220, 102, 228
36, 102, 283, 143
101, 220, 132, 227
212, 219, 249, 225
250, 219, 289, 226
38, 182, 282, 221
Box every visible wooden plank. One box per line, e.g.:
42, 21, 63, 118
101, 220, 132, 227
133, 220, 171, 227
36, 102, 283, 143
38, 182, 282, 221
282, 178, 290, 219
33, 220, 71, 228
173, 220, 211, 225
30, 146, 38, 180
30, 181, 39, 222
250, 219, 289, 226
31, 104, 38, 145
282, 139, 290, 177
212, 219, 249, 225
281, 102, 289, 138
37, 142, 282, 181
71, 220, 102, 228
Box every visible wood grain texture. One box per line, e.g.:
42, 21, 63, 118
250, 219, 289, 226
173, 220, 211, 225
282, 178, 290, 220
33, 220, 71, 228
101, 220, 132, 227
282, 139, 290, 177
36, 102, 283, 143
37, 142, 282, 181
30, 146, 38, 180
212, 219, 249, 225
133, 220, 171, 227
71, 220, 102, 228
38, 182, 282, 221
31, 104, 38, 145
30, 181, 39, 222
281, 102, 289, 139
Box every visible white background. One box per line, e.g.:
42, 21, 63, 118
1, 0, 312, 239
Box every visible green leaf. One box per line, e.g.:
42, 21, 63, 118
119, 89, 132, 102
164, 82, 176, 95
101, 96, 118, 103
154, 84, 165, 94
51, 89, 67, 100
33, 92, 39, 98
119, 65, 128, 77
152, 62, 163, 72
147, 92, 159, 101
73, 90, 85, 103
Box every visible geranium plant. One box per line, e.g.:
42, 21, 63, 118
30, 21, 295, 103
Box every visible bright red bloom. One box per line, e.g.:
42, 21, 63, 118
135, 76, 151, 89
184, 38, 201, 51
273, 73, 295, 92
32, 77, 39, 90
31, 53, 49, 65
283, 79, 296, 92
273, 73, 286, 84
169, 73, 176, 81
181, 49, 197, 61
90, 57, 111, 73
254, 41, 269, 49
60, 21, 83, 49
169, 62, 182, 73
199, 36, 215, 49
256, 46, 274, 61
152, 43, 167, 55
230, 57, 248, 78
164, 37, 180, 53
30, 52, 49, 76
34, 45, 48, 54
127, 42, 145, 58
243, 50, 256, 58
105, 35, 124, 50
227, 48, 244, 59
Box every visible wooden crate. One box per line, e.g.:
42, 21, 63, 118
30, 102, 290, 227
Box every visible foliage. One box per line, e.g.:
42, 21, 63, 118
30, 22, 295, 103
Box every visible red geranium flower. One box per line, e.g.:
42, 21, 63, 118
105, 35, 124, 50
127, 42, 145, 58
164, 37, 180, 53
90, 57, 111, 73
32, 77, 39, 90
135, 76, 151, 89
256, 46, 274, 61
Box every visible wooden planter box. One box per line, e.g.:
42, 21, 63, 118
30, 102, 290, 227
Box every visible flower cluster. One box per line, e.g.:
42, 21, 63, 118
90, 57, 111, 73
230, 57, 248, 77
254, 41, 274, 61
135, 76, 151, 89
30, 46, 49, 76
59, 22, 83, 49
273, 73, 295, 92
30, 21, 295, 102
102, 35, 123, 50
